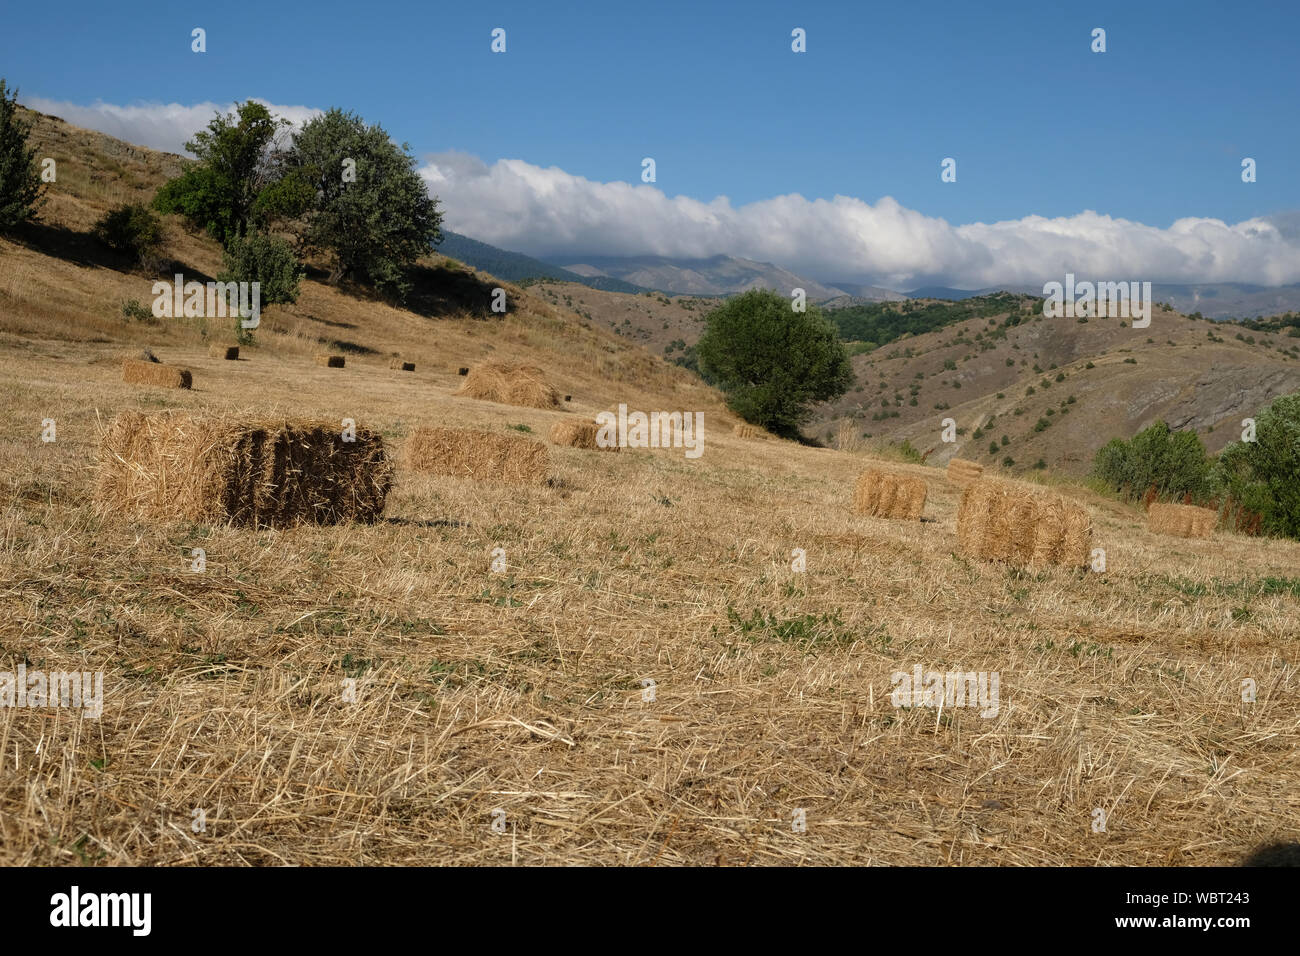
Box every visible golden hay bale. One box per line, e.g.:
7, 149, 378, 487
390, 358, 415, 371
406, 427, 549, 483
122, 359, 192, 389
457, 367, 470, 376
957, 478, 1092, 567
209, 344, 239, 360
315, 354, 345, 368
1147, 502, 1217, 538
733, 423, 764, 440
549, 419, 619, 452
947, 457, 984, 486
852, 468, 928, 520
457, 362, 560, 409
95, 412, 392, 527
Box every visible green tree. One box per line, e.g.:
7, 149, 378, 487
92, 202, 164, 269
153, 101, 288, 246
1213, 393, 1300, 537
218, 231, 304, 343
696, 289, 854, 436
0, 78, 46, 233
277, 108, 442, 300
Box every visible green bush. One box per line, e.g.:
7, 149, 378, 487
1092, 421, 1212, 502
218, 232, 304, 341
1212, 392, 1300, 538
93, 203, 164, 269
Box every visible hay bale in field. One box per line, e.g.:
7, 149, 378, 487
123, 358, 191, 389
549, 419, 619, 452
564, 395, 572, 403
315, 354, 345, 368
947, 457, 983, 486
457, 366, 469, 376
733, 423, 764, 440
95, 412, 392, 527
957, 478, 1092, 567
1148, 501, 1217, 538
852, 468, 927, 520
209, 344, 239, 360
390, 358, 415, 371
457, 362, 561, 409
406, 426, 549, 483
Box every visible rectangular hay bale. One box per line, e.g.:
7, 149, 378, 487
406, 426, 549, 483
390, 358, 415, 371
95, 412, 393, 527
549, 419, 619, 451
852, 468, 927, 520
316, 354, 345, 368
957, 478, 1092, 567
1147, 502, 1217, 538
122, 358, 192, 389
209, 345, 239, 360
947, 457, 984, 486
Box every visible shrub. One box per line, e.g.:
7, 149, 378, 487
1092, 421, 1212, 502
1213, 392, 1300, 538
93, 203, 164, 269
218, 231, 304, 342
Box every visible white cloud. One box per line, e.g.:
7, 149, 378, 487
22, 96, 322, 156
420, 154, 1300, 288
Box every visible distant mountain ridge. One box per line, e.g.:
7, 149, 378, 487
436, 231, 650, 294
554, 253, 848, 300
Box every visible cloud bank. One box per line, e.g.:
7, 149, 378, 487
421, 154, 1300, 288
20, 97, 1300, 288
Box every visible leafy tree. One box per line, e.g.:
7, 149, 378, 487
696, 289, 853, 436
153, 101, 288, 246
1213, 393, 1300, 538
276, 108, 442, 300
92, 202, 164, 269
1092, 421, 1212, 501
218, 231, 303, 344
0, 78, 46, 233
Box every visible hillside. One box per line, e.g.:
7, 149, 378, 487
1, 109, 1299, 868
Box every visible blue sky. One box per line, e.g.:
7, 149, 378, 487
5, 0, 1299, 286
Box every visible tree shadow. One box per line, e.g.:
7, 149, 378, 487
11, 221, 216, 285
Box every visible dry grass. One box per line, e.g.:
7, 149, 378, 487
947, 457, 984, 486
957, 478, 1093, 567
1148, 502, 1218, 539
405, 426, 550, 483
459, 363, 561, 409
95, 411, 393, 527
122, 358, 191, 389
852, 468, 927, 520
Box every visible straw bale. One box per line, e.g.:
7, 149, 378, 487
123, 359, 191, 389
316, 354, 345, 368
390, 359, 415, 371
209, 345, 239, 360
457, 362, 560, 408
947, 457, 984, 486
957, 478, 1092, 566
1147, 502, 1217, 538
95, 412, 392, 526
406, 426, 549, 483
549, 419, 619, 451
852, 468, 927, 520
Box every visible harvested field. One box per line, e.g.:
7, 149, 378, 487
122, 358, 191, 389
957, 478, 1092, 567
95, 411, 393, 526
405, 426, 549, 483
852, 468, 927, 519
